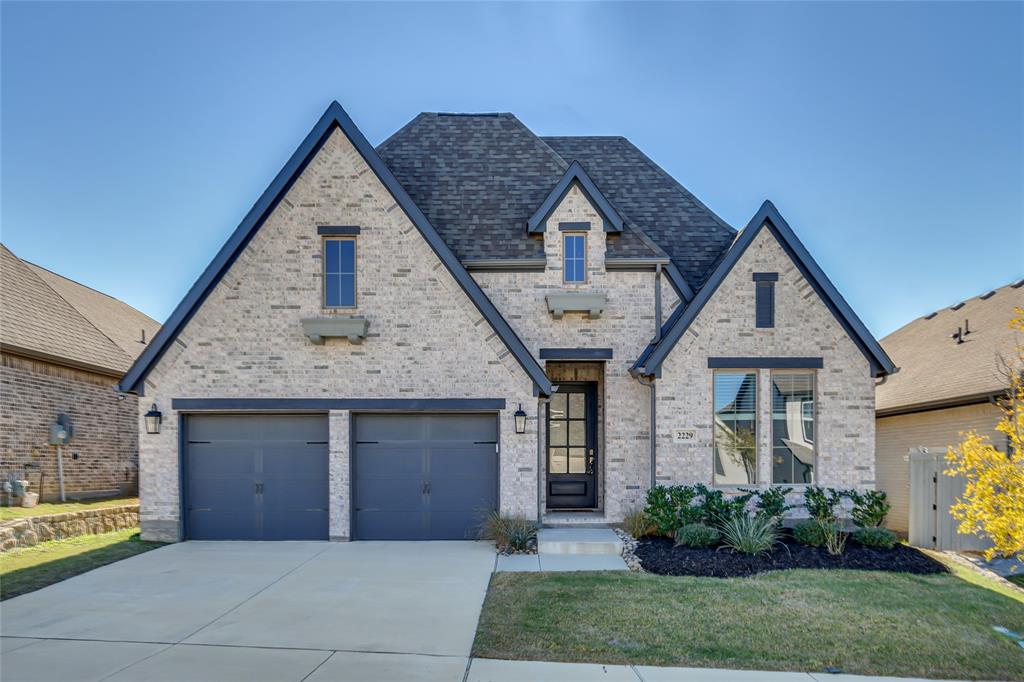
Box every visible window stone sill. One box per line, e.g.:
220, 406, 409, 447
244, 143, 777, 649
546, 291, 607, 319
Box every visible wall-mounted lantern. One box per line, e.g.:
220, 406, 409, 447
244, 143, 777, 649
144, 404, 163, 435
514, 404, 527, 434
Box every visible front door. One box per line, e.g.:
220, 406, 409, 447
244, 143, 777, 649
546, 383, 597, 509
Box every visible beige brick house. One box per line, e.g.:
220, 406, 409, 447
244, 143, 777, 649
876, 281, 1023, 535
1, 244, 160, 500
119, 102, 894, 542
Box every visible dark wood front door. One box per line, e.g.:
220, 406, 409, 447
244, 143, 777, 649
546, 383, 597, 509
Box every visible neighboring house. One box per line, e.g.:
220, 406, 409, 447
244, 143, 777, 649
119, 101, 894, 543
876, 280, 1024, 535
0, 244, 161, 500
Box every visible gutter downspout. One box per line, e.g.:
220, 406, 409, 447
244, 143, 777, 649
536, 397, 547, 524
654, 264, 663, 343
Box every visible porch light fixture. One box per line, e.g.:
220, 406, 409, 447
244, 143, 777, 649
144, 404, 163, 435
514, 404, 527, 434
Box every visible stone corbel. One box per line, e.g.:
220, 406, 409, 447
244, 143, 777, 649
545, 292, 607, 320
301, 317, 370, 345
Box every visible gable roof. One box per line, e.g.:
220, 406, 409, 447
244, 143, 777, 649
118, 102, 553, 396
1, 244, 158, 376
632, 201, 896, 378
876, 280, 1024, 416
375, 113, 661, 263
541, 136, 736, 291
527, 160, 625, 233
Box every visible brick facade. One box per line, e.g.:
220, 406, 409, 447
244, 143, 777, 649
0, 352, 139, 500
136, 128, 878, 541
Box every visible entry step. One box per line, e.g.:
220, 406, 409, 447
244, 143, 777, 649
537, 528, 622, 555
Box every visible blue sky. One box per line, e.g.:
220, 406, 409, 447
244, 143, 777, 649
2, 1, 1021, 337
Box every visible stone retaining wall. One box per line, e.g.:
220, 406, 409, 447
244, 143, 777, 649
0, 504, 139, 552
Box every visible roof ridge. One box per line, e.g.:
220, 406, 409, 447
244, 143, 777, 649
3, 245, 132, 368
894, 278, 1024, 330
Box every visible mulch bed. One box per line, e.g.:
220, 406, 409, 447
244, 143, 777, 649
634, 534, 948, 578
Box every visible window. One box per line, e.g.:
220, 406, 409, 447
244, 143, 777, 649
563, 234, 586, 283
323, 238, 356, 307
713, 371, 758, 485
771, 371, 815, 484
753, 273, 777, 328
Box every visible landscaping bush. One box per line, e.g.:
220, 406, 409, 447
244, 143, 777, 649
743, 486, 795, 522
847, 490, 891, 528
717, 514, 782, 557
643, 485, 700, 536
674, 523, 720, 548
819, 520, 848, 556
804, 486, 845, 523
793, 519, 832, 547
621, 509, 656, 539
852, 527, 898, 550
694, 484, 753, 526
478, 511, 537, 553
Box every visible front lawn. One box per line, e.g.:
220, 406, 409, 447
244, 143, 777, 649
1, 528, 163, 600
473, 567, 1024, 680
0, 496, 138, 521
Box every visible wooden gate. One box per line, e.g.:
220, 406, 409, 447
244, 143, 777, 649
908, 447, 990, 552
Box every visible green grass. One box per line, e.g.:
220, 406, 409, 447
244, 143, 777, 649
0, 496, 138, 521
473, 567, 1024, 680
0, 528, 163, 600
1009, 575, 1024, 588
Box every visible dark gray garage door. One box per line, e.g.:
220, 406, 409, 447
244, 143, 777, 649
185, 415, 329, 540
353, 414, 498, 540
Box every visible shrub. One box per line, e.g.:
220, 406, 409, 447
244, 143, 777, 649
694, 484, 754, 526
793, 519, 833, 547
819, 520, 848, 556
804, 486, 844, 523
478, 511, 537, 553
717, 514, 782, 557
644, 485, 700, 535
743, 486, 795, 522
621, 510, 656, 539
847, 490, 891, 528
852, 527, 898, 550
674, 523, 721, 548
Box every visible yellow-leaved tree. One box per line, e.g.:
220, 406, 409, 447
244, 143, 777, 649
944, 306, 1024, 561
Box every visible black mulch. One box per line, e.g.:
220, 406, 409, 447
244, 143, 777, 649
634, 534, 948, 578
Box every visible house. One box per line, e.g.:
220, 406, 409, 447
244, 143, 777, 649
1, 244, 161, 501
118, 101, 894, 542
876, 280, 1024, 536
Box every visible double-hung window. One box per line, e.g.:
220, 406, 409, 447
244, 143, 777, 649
323, 238, 356, 308
563, 234, 586, 283
713, 371, 758, 485
771, 371, 815, 484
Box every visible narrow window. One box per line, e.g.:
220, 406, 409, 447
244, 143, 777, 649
713, 371, 758, 485
323, 238, 356, 307
753, 273, 777, 328
563, 234, 586, 283
771, 371, 815, 484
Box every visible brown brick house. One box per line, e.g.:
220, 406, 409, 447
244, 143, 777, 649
0, 244, 160, 501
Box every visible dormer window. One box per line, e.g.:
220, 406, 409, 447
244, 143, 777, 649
323, 237, 357, 308
563, 234, 587, 283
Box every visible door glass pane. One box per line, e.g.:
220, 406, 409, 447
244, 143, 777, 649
549, 448, 567, 474
549, 394, 567, 419
549, 420, 566, 446
568, 421, 585, 447
568, 448, 586, 473
569, 393, 585, 419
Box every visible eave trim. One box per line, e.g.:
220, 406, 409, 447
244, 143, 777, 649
171, 398, 507, 411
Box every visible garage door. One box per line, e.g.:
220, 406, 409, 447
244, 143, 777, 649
353, 414, 498, 540
185, 415, 329, 540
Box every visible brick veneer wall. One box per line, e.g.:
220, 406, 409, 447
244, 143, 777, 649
656, 228, 876, 495
137, 127, 537, 542
0, 353, 139, 501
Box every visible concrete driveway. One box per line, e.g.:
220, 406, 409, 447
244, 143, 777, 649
0, 541, 496, 681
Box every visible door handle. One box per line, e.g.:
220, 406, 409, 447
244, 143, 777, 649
254, 483, 264, 494
421, 481, 431, 495
587, 449, 595, 475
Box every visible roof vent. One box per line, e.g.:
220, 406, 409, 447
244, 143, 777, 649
951, 301, 966, 311
963, 318, 971, 336
139, 329, 147, 345
980, 290, 997, 300
1012, 279, 1024, 289
952, 326, 965, 344
924, 311, 938, 320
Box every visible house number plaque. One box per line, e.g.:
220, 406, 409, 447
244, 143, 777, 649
672, 428, 696, 443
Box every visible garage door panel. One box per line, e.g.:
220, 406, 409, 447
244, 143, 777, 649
262, 444, 327, 475
262, 510, 329, 541
187, 415, 259, 441
189, 510, 258, 541
187, 444, 256, 476
354, 445, 423, 477
262, 477, 329, 509
187, 476, 259, 509
258, 416, 329, 442
353, 414, 498, 541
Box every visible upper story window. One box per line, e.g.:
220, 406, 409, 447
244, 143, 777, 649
563, 234, 586, 283
713, 371, 758, 485
323, 238, 356, 308
753, 272, 778, 328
